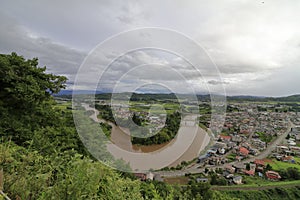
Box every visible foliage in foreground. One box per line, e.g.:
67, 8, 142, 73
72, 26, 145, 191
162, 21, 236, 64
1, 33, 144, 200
221, 187, 300, 200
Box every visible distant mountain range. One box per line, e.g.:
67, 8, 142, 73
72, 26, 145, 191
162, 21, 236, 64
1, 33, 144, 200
55, 90, 300, 102
227, 94, 300, 102
54, 90, 106, 95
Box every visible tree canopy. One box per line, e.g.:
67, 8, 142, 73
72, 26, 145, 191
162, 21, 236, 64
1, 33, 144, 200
0, 52, 67, 144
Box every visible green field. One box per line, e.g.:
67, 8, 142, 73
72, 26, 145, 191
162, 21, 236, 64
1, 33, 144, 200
270, 158, 300, 171
129, 102, 180, 114
53, 101, 72, 110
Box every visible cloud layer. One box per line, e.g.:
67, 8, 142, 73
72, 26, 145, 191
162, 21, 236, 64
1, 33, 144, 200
0, 0, 299, 96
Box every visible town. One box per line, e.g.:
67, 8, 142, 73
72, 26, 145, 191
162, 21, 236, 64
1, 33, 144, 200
64, 94, 300, 188
127, 100, 300, 187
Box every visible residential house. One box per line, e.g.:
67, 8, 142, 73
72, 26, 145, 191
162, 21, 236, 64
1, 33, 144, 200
232, 176, 243, 184
249, 163, 256, 171
239, 147, 249, 157
290, 146, 300, 155
196, 178, 208, 183
213, 142, 227, 150
276, 145, 289, 153
134, 173, 146, 181
218, 148, 226, 155
207, 149, 218, 156
208, 156, 224, 165
219, 135, 232, 142
249, 148, 259, 156
233, 163, 246, 173
224, 165, 236, 174
244, 169, 255, 176
281, 156, 295, 163
198, 154, 209, 163
265, 171, 281, 180
232, 135, 243, 143
146, 172, 154, 180
254, 159, 265, 172
134, 172, 154, 181
226, 142, 236, 149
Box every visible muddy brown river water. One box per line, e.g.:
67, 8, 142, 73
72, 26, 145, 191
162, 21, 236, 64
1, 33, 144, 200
82, 104, 211, 171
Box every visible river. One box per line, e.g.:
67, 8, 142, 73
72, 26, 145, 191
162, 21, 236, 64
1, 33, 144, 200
82, 103, 210, 171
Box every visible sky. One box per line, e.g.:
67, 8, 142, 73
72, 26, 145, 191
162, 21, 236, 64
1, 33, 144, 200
0, 0, 300, 96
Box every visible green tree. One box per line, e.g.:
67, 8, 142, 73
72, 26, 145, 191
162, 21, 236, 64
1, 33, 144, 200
0, 53, 67, 144
265, 164, 272, 171
132, 113, 142, 126
287, 167, 300, 180
188, 182, 213, 199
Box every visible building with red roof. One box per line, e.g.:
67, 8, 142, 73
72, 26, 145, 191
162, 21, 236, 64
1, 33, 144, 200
265, 171, 281, 180
244, 170, 255, 176
240, 130, 250, 134
239, 147, 249, 156
254, 159, 265, 166
219, 135, 232, 141
254, 159, 266, 172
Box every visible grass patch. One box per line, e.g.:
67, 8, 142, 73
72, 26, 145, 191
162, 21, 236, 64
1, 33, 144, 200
54, 101, 72, 110
226, 153, 236, 162
270, 158, 300, 171
216, 179, 300, 189
242, 175, 271, 186
256, 132, 273, 143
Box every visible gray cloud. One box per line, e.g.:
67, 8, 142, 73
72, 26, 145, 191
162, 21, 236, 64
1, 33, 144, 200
0, 0, 300, 96
207, 80, 229, 85
0, 13, 86, 82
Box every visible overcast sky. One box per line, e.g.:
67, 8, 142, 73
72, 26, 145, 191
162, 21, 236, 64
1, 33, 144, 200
0, 0, 300, 96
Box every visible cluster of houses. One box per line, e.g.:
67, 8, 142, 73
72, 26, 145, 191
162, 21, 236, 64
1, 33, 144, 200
211, 127, 300, 184
198, 103, 293, 167
195, 174, 243, 185
271, 126, 300, 158
198, 142, 230, 166
198, 136, 260, 167
222, 159, 282, 184
193, 103, 300, 185
133, 172, 164, 182
97, 101, 300, 185
101, 102, 167, 132
290, 112, 300, 126
196, 158, 282, 186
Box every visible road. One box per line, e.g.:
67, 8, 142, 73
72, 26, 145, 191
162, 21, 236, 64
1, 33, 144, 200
156, 121, 295, 177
